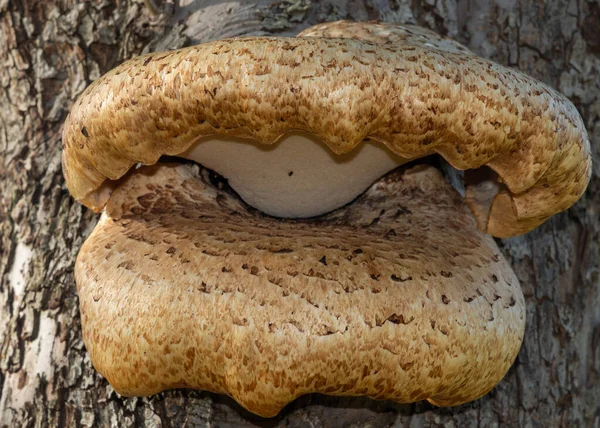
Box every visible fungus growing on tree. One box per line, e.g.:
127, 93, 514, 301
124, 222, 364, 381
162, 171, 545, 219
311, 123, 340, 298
62, 21, 591, 417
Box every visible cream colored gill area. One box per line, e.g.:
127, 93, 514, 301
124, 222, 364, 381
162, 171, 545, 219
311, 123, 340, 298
180, 131, 408, 218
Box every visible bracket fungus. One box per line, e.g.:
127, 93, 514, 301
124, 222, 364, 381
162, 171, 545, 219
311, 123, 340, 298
62, 21, 591, 417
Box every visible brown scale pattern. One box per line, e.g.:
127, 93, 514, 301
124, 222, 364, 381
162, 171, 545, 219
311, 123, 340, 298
61, 21, 591, 238
75, 163, 525, 417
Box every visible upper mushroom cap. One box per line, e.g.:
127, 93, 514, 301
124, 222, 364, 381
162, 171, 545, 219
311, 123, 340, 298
61, 21, 591, 237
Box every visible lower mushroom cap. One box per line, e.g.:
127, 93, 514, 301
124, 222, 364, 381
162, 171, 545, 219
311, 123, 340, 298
75, 163, 525, 417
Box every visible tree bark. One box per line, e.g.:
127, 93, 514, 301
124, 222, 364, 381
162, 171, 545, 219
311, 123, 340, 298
1, 0, 598, 426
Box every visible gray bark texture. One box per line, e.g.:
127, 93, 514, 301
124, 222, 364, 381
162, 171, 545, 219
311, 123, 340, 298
1, 0, 599, 426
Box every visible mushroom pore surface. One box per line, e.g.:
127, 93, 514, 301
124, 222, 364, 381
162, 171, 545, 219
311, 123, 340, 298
180, 131, 407, 218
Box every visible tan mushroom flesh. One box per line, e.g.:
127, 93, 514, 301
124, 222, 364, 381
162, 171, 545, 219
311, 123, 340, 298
62, 21, 591, 417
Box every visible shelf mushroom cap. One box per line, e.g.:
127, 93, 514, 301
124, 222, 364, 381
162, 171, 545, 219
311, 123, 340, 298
76, 162, 526, 417
61, 21, 591, 237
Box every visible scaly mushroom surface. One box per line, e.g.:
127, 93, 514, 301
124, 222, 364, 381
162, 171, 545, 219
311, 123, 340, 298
62, 22, 591, 237
62, 21, 591, 417
76, 163, 525, 417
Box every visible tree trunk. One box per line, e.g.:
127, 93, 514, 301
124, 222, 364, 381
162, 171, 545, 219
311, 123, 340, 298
1, 0, 598, 426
